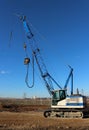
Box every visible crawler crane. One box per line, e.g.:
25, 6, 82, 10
18, 15, 87, 118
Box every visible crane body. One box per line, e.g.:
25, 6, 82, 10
18, 15, 88, 118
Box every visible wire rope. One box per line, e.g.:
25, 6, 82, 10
25, 53, 35, 88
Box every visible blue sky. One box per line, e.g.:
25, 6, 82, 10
0, 0, 89, 98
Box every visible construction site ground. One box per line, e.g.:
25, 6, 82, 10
0, 111, 89, 130
0, 98, 89, 130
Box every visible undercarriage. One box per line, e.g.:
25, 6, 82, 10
44, 108, 89, 118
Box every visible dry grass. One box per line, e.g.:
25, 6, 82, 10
0, 112, 89, 130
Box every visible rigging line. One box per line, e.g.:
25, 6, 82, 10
25, 53, 35, 88
28, 21, 47, 43
25, 41, 49, 90
29, 37, 61, 89
28, 20, 70, 68
24, 43, 28, 57
23, 15, 69, 69
27, 22, 68, 74
32, 36, 40, 50
32, 37, 48, 71
8, 31, 13, 47
26, 19, 47, 52
9, 14, 20, 47
23, 17, 68, 90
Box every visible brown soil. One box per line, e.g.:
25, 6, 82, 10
0, 111, 89, 130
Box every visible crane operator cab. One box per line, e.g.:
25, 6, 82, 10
51, 89, 85, 110
52, 90, 66, 105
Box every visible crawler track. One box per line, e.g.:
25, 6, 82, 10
44, 108, 89, 118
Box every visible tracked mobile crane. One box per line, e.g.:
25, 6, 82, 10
18, 15, 87, 118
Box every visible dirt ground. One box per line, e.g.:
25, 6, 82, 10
0, 98, 89, 130
0, 111, 89, 130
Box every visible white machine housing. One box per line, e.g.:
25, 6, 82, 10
51, 90, 85, 109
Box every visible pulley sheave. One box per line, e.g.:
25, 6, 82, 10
24, 57, 30, 65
